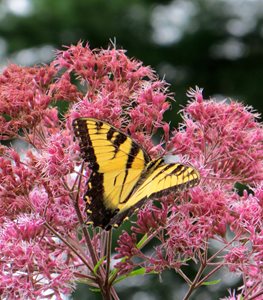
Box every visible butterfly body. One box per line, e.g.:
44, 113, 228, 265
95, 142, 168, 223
73, 118, 200, 230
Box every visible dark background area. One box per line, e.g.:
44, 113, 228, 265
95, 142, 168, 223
0, 0, 262, 299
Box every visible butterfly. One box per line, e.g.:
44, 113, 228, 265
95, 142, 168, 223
73, 118, 200, 230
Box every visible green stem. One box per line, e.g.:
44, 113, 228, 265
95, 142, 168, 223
182, 249, 208, 300
195, 264, 223, 288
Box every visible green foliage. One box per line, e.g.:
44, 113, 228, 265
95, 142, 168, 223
202, 279, 221, 286
93, 256, 106, 275
113, 267, 148, 285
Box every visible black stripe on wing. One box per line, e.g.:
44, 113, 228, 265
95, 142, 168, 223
118, 142, 141, 200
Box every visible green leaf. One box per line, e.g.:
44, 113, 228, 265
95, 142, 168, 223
128, 267, 146, 276
113, 267, 146, 285
76, 278, 94, 285
136, 234, 148, 249
201, 279, 221, 286
113, 267, 157, 285
89, 288, 101, 293
93, 256, 106, 275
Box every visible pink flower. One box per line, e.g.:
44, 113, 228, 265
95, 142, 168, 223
229, 190, 262, 232
115, 87, 263, 297
115, 232, 138, 260
221, 289, 243, 300
0, 64, 55, 139
132, 202, 168, 234
61, 42, 171, 155
0, 149, 37, 218
0, 43, 262, 299
225, 245, 250, 272
0, 42, 174, 297
171, 88, 263, 185
36, 130, 76, 177
0, 215, 76, 299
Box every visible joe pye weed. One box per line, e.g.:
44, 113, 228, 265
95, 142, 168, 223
0, 42, 262, 300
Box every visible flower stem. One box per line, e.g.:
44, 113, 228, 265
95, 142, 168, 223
44, 221, 92, 270
105, 228, 112, 288
182, 250, 208, 300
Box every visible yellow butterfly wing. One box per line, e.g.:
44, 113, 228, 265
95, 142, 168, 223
72, 117, 150, 228
73, 117, 200, 230
119, 160, 199, 211
107, 158, 200, 228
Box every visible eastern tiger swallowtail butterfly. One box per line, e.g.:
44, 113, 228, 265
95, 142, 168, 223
73, 118, 200, 230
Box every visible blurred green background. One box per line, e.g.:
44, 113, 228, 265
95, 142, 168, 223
0, 0, 262, 299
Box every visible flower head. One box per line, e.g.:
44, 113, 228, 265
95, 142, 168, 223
0, 64, 56, 139
171, 87, 263, 185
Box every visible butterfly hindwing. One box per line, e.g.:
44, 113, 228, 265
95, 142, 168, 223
73, 118, 150, 228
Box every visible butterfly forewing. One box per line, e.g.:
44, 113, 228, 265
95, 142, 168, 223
73, 118, 150, 228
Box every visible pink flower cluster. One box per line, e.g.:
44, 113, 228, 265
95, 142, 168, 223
0, 42, 262, 299
115, 89, 263, 299
0, 42, 171, 298
0, 64, 55, 139
171, 87, 263, 184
